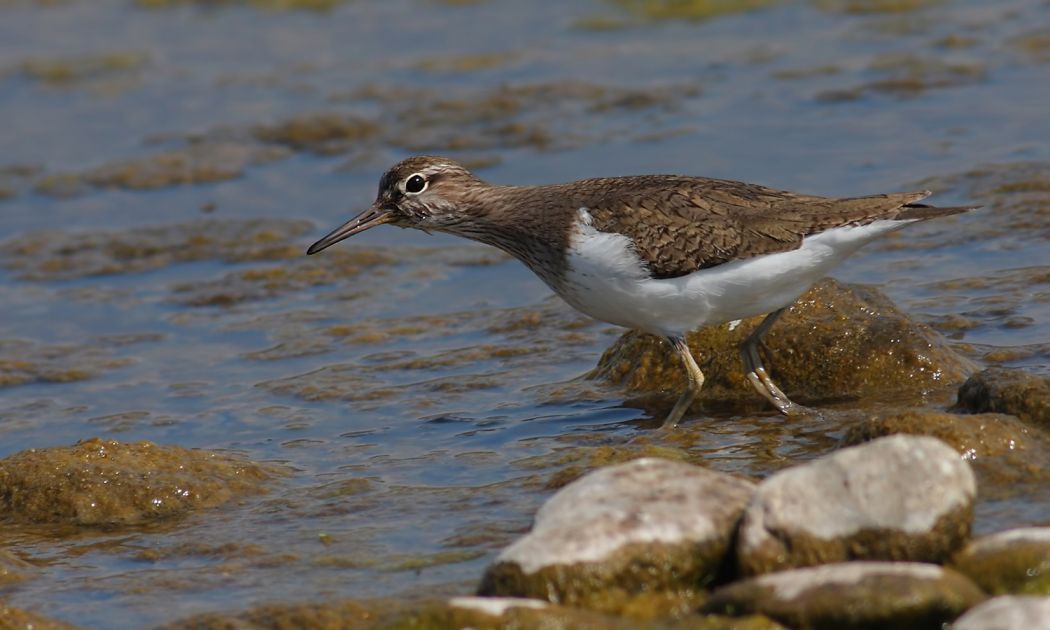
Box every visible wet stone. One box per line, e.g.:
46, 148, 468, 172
0, 438, 272, 526
391, 597, 639, 630
593, 278, 974, 415
952, 528, 1050, 595
737, 435, 976, 575
155, 599, 385, 630
479, 457, 756, 612
955, 368, 1050, 428
954, 595, 1050, 630
842, 409, 1030, 459
703, 562, 986, 630
0, 218, 312, 280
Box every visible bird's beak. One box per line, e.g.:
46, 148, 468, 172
306, 204, 395, 255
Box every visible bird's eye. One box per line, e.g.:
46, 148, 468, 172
404, 174, 427, 194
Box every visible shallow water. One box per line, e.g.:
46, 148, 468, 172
1, 0, 1049, 627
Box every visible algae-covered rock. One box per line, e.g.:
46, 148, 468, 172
952, 528, 1050, 595
479, 457, 755, 612
0, 218, 311, 280
0, 339, 133, 388
842, 409, 1031, 458
956, 368, 1050, 427
155, 598, 385, 630
737, 435, 976, 575
704, 562, 985, 630
593, 278, 974, 414
35, 142, 288, 197
954, 595, 1050, 630
0, 438, 272, 526
385, 597, 636, 630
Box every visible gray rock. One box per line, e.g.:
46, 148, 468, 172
704, 561, 985, 630
952, 527, 1050, 595
479, 457, 755, 609
737, 434, 976, 575
954, 595, 1050, 630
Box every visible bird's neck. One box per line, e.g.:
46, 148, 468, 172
440, 184, 578, 289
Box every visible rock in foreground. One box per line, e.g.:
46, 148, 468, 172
592, 278, 975, 413
737, 435, 976, 575
954, 595, 1050, 630
704, 562, 985, 630
0, 438, 272, 526
479, 457, 755, 611
952, 527, 1050, 595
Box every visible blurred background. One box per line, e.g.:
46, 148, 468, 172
1, 0, 1048, 626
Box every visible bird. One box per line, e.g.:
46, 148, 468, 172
306, 156, 975, 427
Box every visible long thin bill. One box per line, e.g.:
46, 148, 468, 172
306, 205, 394, 255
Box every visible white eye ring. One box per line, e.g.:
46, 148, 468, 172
403, 173, 428, 195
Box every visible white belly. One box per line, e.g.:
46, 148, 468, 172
556, 210, 911, 337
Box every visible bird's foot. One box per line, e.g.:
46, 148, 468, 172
746, 367, 808, 417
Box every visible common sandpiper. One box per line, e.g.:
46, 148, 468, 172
307, 156, 975, 427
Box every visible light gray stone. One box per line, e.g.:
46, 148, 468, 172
737, 434, 976, 575
704, 561, 985, 630
954, 595, 1050, 630
479, 457, 755, 608
952, 527, 1050, 595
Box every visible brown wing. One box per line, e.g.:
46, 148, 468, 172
583, 176, 937, 279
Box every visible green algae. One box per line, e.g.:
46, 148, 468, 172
0, 438, 273, 526
0, 218, 312, 280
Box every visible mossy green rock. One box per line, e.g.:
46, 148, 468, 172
737, 435, 975, 576
952, 528, 1050, 595
842, 409, 1031, 457
479, 458, 755, 613
704, 562, 986, 630
592, 278, 974, 414
956, 368, 1050, 427
0, 438, 272, 526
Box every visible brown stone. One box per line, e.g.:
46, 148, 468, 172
593, 278, 974, 414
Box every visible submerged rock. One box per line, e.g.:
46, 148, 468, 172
0, 218, 311, 281
952, 527, 1050, 595
0, 438, 272, 526
479, 457, 755, 612
737, 435, 976, 575
956, 368, 1050, 427
954, 595, 1050, 630
704, 562, 985, 630
592, 278, 974, 414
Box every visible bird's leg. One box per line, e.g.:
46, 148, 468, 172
739, 308, 802, 415
663, 336, 705, 429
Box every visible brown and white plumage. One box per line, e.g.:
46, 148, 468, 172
307, 155, 976, 425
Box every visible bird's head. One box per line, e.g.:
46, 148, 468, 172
306, 156, 485, 255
